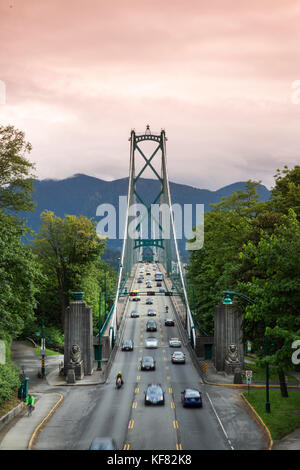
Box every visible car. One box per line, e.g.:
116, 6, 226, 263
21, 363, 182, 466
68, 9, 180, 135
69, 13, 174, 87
156, 282, 162, 287
122, 339, 134, 351
137, 279, 143, 284
146, 298, 153, 305
181, 389, 202, 407
147, 308, 156, 316
89, 437, 117, 450
141, 356, 156, 370
132, 296, 141, 302
171, 351, 185, 363
145, 337, 158, 349
144, 384, 165, 405
169, 338, 181, 347
159, 287, 165, 293
146, 272, 151, 276
130, 310, 139, 318
165, 318, 175, 326
146, 320, 157, 332
146, 283, 152, 288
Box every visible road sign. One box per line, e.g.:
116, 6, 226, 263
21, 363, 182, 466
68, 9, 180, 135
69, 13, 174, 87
245, 370, 253, 378
246, 376, 252, 385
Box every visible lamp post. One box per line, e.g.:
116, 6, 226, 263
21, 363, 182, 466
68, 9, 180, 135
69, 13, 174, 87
223, 290, 270, 413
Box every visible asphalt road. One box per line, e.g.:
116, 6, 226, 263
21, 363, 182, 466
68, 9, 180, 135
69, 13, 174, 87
34, 263, 265, 451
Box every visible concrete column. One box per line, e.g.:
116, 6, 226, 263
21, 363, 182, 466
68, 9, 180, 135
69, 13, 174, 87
214, 302, 244, 371
64, 300, 94, 376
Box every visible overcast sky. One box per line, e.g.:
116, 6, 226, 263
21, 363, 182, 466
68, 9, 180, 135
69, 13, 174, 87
1, 0, 300, 190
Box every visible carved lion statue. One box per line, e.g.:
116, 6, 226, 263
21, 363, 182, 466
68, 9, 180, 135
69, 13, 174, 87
225, 344, 240, 364
70, 344, 81, 364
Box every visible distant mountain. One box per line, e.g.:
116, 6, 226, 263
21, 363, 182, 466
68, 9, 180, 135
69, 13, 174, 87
23, 174, 270, 255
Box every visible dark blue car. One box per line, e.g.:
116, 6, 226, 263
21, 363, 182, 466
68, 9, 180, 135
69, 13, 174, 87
181, 388, 202, 407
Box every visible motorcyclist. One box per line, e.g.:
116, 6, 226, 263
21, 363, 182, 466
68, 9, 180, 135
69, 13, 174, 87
116, 371, 124, 387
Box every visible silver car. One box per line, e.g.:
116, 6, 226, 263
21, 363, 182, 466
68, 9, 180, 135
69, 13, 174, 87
146, 337, 158, 349
171, 351, 185, 364
169, 338, 181, 347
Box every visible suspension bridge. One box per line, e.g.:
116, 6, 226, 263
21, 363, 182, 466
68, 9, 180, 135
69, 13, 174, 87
98, 126, 197, 362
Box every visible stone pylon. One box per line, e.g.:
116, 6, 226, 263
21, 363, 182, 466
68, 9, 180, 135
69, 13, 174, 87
64, 293, 94, 376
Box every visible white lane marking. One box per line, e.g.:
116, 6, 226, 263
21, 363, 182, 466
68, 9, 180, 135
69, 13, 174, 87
205, 392, 234, 450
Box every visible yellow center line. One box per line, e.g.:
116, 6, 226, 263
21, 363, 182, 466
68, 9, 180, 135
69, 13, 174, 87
169, 387, 173, 393
123, 443, 130, 450
137, 376, 140, 381
132, 401, 138, 409
128, 419, 135, 429
173, 420, 179, 429
176, 444, 182, 450
135, 387, 139, 393
171, 401, 175, 409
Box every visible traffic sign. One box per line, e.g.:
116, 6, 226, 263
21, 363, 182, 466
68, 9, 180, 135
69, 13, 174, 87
245, 370, 253, 378
246, 376, 252, 384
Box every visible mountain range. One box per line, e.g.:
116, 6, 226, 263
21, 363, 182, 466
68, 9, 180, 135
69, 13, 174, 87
23, 174, 270, 259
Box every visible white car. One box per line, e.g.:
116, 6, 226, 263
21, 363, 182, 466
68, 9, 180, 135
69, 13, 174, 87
145, 337, 158, 349
169, 338, 181, 347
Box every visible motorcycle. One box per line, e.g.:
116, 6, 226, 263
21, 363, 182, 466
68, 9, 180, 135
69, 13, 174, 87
116, 377, 123, 389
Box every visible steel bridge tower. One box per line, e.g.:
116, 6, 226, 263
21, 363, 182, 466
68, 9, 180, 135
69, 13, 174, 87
111, 126, 196, 349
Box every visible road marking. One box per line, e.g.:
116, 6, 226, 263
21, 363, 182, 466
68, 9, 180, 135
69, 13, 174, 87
135, 387, 139, 393
128, 419, 134, 429
165, 366, 169, 370
176, 443, 182, 450
138, 357, 142, 361
169, 387, 173, 393
167, 376, 171, 380
139, 349, 142, 352
140, 342, 143, 346
132, 401, 138, 409
162, 349, 166, 353
171, 401, 175, 409
173, 420, 179, 429
206, 392, 234, 450
137, 376, 140, 381
123, 443, 130, 450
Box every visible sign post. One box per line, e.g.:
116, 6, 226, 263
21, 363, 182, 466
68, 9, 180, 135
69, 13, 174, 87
245, 370, 252, 394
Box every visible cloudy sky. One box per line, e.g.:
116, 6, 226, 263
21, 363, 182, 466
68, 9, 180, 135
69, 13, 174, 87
1, 0, 300, 190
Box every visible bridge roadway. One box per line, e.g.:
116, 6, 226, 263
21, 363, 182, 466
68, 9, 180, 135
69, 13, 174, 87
34, 263, 232, 450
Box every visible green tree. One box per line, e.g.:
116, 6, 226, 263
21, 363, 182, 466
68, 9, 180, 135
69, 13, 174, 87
270, 165, 300, 220
0, 212, 41, 340
0, 125, 35, 213
186, 181, 263, 334
33, 211, 106, 327
238, 210, 300, 397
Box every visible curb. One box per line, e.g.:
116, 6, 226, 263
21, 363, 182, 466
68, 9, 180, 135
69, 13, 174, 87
28, 393, 64, 450
240, 392, 273, 450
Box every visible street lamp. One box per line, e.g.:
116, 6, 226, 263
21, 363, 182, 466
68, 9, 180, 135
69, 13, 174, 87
223, 290, 271, 413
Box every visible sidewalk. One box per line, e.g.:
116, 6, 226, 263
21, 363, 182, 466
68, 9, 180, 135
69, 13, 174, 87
0, 341, 108, 450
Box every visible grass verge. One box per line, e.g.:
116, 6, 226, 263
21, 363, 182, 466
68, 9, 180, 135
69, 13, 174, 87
0, 394, 22, 419
242, 389, 300, 440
